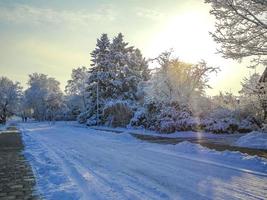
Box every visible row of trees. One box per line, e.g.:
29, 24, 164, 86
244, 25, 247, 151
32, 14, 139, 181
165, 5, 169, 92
62, 33, 266, 133
0, 74, 63, 124
0, 0, 266, 134
0, 31, 266, 134
0, 54, 265, 133
0, 33, 149, 125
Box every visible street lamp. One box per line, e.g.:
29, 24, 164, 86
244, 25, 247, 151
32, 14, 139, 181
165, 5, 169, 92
96, 71, 99, 126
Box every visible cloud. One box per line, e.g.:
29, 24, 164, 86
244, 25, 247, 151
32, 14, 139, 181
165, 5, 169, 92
136, 8, 168, 20
0, 4, 117, 27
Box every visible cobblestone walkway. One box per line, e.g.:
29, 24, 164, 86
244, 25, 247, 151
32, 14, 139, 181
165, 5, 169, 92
0, 128, 40, 200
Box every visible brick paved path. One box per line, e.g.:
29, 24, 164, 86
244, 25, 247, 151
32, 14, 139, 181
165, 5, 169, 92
0, 129, 40, 200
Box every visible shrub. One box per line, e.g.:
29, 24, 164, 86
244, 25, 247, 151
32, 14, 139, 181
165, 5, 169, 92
103, 101, 133, 127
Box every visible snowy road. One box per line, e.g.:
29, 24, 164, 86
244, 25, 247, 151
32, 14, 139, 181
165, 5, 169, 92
21, 122, 267, 200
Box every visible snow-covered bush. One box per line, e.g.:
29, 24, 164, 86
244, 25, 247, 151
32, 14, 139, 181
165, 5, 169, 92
130, 100, 200, 133
130, 107, 147, 128
157, 105, 197, 133
63, 95, 84, 121
103, 101, 133, 127
203, 118, 239, 133
78, 109, 92, 124
158, 120, 176, 133
175, 114, 199, 132
130, 100, 261, 134
202, 115, 260, 134
199, 91, 262, 133
261, 124, 267, 132
86, 115, 98, 126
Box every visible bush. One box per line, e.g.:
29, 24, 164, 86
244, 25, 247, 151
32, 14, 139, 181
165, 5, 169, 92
202, 116, 260, 134
130, 101, 199, 133
159, 120, 176, 133
103, 101, 133, 127
130, 101, 261, 134
77, 111, 89, 124
130, 108, 147, 128
86, 114, 98, 126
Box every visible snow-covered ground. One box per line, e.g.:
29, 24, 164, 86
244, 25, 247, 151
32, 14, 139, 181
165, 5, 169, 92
235, 131, 267, 150
20, 122, 267, 200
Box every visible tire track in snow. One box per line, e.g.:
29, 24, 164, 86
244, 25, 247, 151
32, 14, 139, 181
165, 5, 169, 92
21, 123, 267, 200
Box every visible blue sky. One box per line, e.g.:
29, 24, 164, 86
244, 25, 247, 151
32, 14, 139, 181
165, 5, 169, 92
0, 0, 264, 95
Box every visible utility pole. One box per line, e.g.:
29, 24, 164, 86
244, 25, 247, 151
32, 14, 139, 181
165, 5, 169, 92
96, 71, 99, 126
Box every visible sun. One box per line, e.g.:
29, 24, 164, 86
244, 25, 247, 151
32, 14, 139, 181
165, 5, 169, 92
146, 11, 217, 64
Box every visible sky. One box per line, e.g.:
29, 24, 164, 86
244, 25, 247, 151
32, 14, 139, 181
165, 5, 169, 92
0, 0, 265, 96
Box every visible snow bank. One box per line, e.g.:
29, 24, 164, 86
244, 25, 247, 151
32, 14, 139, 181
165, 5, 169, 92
164, 142, 267, 174
235, 131, 267, 150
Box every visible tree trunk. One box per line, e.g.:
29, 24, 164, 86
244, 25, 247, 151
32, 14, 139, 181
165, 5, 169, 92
1, 107, 7, 124
0, 114, 7, 124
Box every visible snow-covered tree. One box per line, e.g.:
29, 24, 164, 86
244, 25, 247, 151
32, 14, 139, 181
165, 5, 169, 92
205, 0, 267, 66
65, 66, 89, 115
212, 92, 239, 111
130, 52, 219, 132
82, 33, 112, 124
0, 77, 22, 124
109, 33, 150, 101
239, 73, 267, 120
25, 73, 63, 121
209, 92, 241, 123
81, 33, 150, 125
147, 51, 218, 107
63, 95, 83, 120
45, 78, 63, 121
206, 0, 267, 123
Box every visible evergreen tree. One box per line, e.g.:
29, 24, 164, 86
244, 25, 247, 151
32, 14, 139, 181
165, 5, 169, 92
109, 33, 150, 101
83, 34, 112, 123
81, 33, 150, 125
